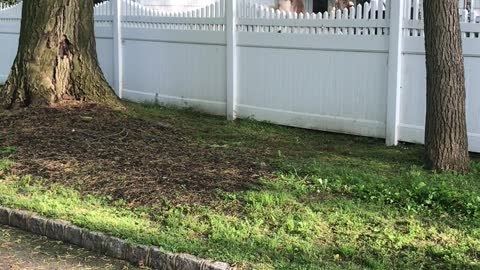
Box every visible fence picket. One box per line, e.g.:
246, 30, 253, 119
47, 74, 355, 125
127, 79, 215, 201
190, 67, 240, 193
463, 9, 469, 38
335, 9, 342, 34
371, 0, 377, 19
370, 0, 377, 35
305, 12, 312, 34
342, 8, 348, 34
473, 0, 476, 22
348, 7, 354, 35
356, 4, 362, 35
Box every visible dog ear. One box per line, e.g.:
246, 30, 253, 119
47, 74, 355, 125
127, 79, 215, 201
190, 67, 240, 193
292, 0, 305, 13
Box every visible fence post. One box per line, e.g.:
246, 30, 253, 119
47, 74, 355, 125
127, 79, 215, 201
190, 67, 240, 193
226, 0, 238, 120
386, 0, 404, 146
113, 0, 123, 98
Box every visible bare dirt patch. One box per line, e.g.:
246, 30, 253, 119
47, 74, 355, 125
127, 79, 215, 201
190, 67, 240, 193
0, 104, 269, 209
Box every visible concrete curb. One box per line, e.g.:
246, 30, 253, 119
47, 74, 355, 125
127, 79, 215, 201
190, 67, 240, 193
0, 206, 230, 270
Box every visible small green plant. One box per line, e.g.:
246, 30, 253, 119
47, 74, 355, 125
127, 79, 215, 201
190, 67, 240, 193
0, 159, 14, 173
0, 147, 16, 155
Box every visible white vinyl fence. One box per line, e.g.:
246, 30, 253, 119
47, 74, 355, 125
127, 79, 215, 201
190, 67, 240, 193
0, 0, 479, 153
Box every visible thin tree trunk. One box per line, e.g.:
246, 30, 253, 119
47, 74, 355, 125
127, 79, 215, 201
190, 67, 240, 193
424, 0, 470, 172
0, 0, 119, 108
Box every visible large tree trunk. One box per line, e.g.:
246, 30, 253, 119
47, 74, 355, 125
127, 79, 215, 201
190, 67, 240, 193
424, 0, 470, 172
0, 0, 118, 108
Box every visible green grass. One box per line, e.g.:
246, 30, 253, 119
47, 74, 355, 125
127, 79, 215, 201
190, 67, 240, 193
1, 103, 480, 269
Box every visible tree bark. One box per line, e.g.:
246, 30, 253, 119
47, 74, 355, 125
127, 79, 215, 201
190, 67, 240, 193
424, 0, 470, 172
0, 0, 119, 108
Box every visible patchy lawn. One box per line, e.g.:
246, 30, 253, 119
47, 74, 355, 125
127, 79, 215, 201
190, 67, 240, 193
0, 102, 479, 269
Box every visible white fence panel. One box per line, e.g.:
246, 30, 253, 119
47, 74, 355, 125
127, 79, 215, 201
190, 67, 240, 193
121, 0, 227, 115
400, 52, 480, 153
237, 46, 388, 138
0, 33, 18, 83
122, 40, 227, 114
235, 0, 390, 138
0, 2, 21, 84
94, 1, 115, 86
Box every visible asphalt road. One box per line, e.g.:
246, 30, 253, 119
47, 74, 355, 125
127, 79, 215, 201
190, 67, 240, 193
0, 225, 143, 270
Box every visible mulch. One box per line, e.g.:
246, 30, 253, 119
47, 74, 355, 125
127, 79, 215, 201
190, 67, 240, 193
0, 104, 270, 209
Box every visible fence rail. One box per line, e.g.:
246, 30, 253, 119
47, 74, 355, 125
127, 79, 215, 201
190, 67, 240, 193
1, 0, 480, 153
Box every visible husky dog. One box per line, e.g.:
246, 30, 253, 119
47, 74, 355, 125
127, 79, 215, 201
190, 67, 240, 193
273, 0, 305, 33
276, 0, 305, 13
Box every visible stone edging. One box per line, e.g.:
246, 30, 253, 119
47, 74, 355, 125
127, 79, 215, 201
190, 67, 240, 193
0, 206, 230, 270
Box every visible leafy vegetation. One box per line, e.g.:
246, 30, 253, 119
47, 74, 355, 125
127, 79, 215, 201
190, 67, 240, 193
0, 103, 479, 269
